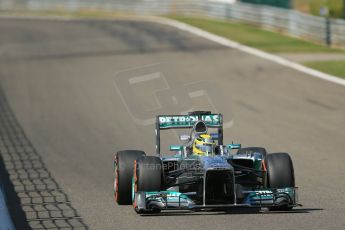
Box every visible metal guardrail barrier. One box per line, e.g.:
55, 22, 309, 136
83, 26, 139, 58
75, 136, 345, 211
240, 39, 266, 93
0, 0, 344, 45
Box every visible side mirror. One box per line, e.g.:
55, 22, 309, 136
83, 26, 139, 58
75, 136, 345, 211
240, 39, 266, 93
170, 145, 183, 151
179, 134, 190, 142
227, 143, 241, 150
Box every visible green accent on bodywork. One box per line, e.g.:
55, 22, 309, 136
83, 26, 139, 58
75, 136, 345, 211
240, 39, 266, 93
275, 187, 297, 201
248, 187, 297, 203
145, 191, 181, 196
170, 145, 183, 151
131, 176, 135, 202
144, 191, 192, 201
158, 114, 222, 129
227, 143, 241, 150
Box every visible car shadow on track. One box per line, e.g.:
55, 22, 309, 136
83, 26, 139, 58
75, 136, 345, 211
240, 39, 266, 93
140, 208, 323, 217
261, 208, 324, 214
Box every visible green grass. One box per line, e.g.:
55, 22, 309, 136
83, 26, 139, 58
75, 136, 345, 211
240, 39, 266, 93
169, 16, 345, 79
294, 0, 344, 18
293, 0, 311, 13
168, 16, 343, 53
305, 60, 345, 79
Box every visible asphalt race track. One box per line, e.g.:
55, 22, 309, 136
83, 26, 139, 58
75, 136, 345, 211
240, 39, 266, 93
0, 17, 345, 229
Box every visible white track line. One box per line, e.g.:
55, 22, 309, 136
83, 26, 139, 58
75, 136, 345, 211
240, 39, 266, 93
155, 17, 345, 87
1, 14, 344, 86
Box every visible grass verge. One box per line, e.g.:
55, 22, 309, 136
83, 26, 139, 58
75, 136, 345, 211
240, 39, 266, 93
168, 16, 343, 53
305, 60, 345, 79
168, 15, 345, 79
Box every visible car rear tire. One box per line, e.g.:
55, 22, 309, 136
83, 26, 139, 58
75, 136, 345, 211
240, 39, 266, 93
266, 152, 295, 211
114, 150, 145, 205
237, 147, 267, 159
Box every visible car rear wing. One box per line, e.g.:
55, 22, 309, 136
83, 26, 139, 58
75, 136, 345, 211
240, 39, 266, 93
155, 112, 223, 156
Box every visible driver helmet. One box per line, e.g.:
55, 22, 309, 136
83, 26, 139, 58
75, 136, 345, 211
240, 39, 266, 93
192, 133, 215, 156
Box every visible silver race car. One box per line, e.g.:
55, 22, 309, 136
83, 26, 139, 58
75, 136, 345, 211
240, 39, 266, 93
114, 111, 300, 213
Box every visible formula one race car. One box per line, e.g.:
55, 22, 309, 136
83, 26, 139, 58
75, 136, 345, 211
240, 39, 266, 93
114, 111, 300, 213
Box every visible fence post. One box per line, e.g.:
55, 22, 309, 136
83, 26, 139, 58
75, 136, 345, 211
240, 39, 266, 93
326, 17, 331, 46
226, 2, 232, 19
